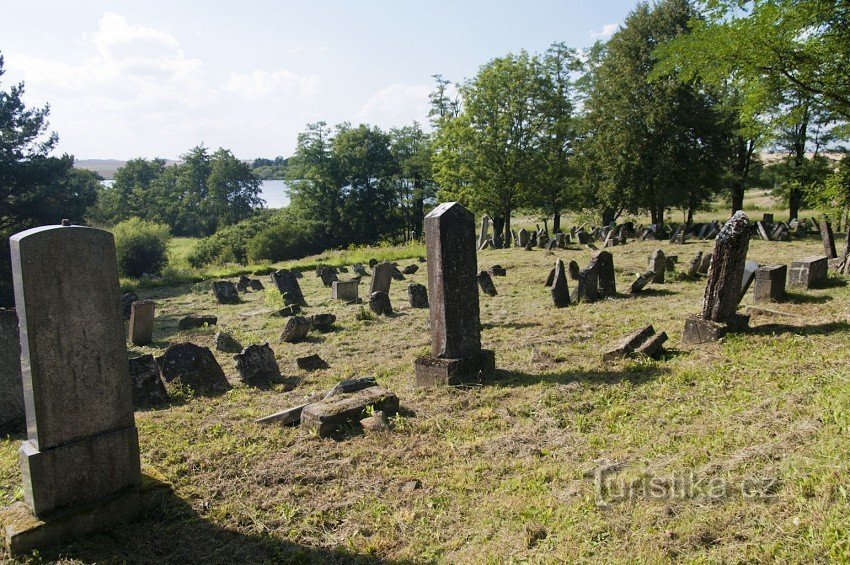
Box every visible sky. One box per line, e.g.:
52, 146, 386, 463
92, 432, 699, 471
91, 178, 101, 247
0, 0, 638, 161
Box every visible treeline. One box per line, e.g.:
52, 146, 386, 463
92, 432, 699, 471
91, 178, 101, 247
251, 156, 288, 180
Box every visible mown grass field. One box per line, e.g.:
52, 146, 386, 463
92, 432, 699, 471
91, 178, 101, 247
2, 193, 850, 563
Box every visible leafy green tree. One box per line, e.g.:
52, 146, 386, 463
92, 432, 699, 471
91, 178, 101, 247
389, 123, 435, 240
89, 158, 167, 225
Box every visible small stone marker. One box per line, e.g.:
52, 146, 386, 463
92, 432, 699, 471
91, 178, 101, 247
212, 280, 240, 304
629, 271, 656, 294
297, 354, 330, 371
402, 264, 419, 274
158, 343, 230, 395
550, 259, 570, 308
414, 202, 495, 386
0, 308, 24, 429
477, 270, 498, 296
128, 300, 155, 346
682, 211, 751, 344
271, 269, 307, 306
568, 260, 580, 280
590, 251, 616, 298
649, 249, 666, 284
318, 266, 338, 287
698, 252, 712, 275
753, 265, 787, 303
279, 316, 312, 342
478, 214, 490, 248
489, 265, 506, 276
408, 283, 429, 308
237, 275, 251, 292
3, 225, 144, 552
300, 386, 399, 437
602, 325, 667, 361
333, 279, 359, 301
819, 219, 838, 259
360, 410, 390, 433
309, 313, 336, 331
352, 263, 369, 277
518, 228, 530, 247
687, 252, 703, 276
545, 267, 556, 287
128, 354, 169, 407
370, 262, 394, 295
214, 331, 243, 353
788, 256, 828, 289
369, 291, 393, 315
234, 343, 281, 386
178, 314, 217, 330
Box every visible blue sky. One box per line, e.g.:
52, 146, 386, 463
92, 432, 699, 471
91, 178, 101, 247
1, 0, 637, 160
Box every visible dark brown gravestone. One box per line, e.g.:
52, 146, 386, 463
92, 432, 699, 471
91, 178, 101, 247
682, 211, 751, 344
649, 249, 666, 284
407, 283, 429, 308
234, 343, 281, 387
0, 308, 24, 430
819, 219, 838, 259
753, 265, 787, 303
271, 269, 307, 306
589, 251, 616, 298
212, 280, 239, 304
550, 259, 570, 308
128, 300, 155, 346
414, 202, 495, 386
370, 262, 394, 295
3, 225, 144, 554
477, 270, 498, 296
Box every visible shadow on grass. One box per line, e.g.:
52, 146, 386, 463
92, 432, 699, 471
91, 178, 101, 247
782, 291, 832, 305
487, 365, 668, 388
748, 320, 850, 337
821, 276, 848, 289
482, 321, 541, 330
623, 288, 678, 298
31, 479, 396, 564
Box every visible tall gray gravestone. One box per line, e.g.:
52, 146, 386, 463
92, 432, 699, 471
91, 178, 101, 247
414, 203, 495, 386
2, 224, 144, 554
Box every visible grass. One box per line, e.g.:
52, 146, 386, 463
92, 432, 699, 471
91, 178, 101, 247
3, 193, 850, 563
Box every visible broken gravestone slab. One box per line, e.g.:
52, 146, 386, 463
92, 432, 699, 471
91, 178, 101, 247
477, 270, 498, 296
309, 313, 336, 331
279, 316, 312, 343
128, 354, 169, 407
178, 314, 217, 330
628, 271, 655, 294
234, 343, 281, 386
297, 354, 330, 371
158, 343, 231, 395
402, 264, 419, 275
369, 291, 393, 315
212, 281, 240, 304
214, 331, 243, 353
602, 325, 667, 361
408, 283, 429, 308
301, 386, 399, 437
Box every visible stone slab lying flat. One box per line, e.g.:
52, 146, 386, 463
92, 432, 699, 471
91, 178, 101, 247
255, 404, 309, 426
300, 386, 399, 437
602, 325, 655, 361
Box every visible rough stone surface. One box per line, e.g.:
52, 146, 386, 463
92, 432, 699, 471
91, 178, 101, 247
0, 308, 24, 429
318, 266, 338, 287
309, 313, 336, 331
649, 250, 666, 284
360, 411, 390, 433
477, 270, 498, 296
414, 350, 496, 386
740, 260, 760, 300
698, 252, 713, 275
301, 386, 399, 437
408, 283, 429, 308
332, 279, 359, 302
10, 225, 141, 518
157, 343, 230, 395
402, 264, 419, 275
629, 271, 655, 294
788, 256, 829, 289
324, 377, 378, 398
369, 291, 393, 316
296, 354, 330, 371
688, 252, 703, 277
178, 314, 217, 330
127, 354, 169, 407
276, 305, 301, 317
489, 265, 507, 277
234, 343, 281, 386
700, 211, 750, 324
550, 259, 570, 308
568, 260, 580, 280
214, 331, 243, 353
753, 265, 787, 303
590, 251, 616, 298
279, 316, 312, 342
370, 262, 394, 295
212, 281, 240, 304
271, 269, 307, 306
820, 219, 838, 259
128, 300, 155, 346
602, 325, 655, 361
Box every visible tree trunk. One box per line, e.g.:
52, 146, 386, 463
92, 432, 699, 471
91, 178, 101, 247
412, 176, 424, 240
503, 210, 512, 248
492, 216, 505, 248
601, 208, 615, 226
789, 189, 803, 221
686, 208, 694, 227
553, 211, 561, 234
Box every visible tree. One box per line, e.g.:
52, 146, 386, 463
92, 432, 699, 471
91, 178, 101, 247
389, 123, 435, 240
579, 0, 732, 226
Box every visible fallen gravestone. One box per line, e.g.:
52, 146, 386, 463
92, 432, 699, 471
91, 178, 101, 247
369, 291, 393, 315
178, 314, 217, 330
602, 325, 667, 361
414, 202, 495, 386
753, 265, 787, 303
550, 259, 570, 308
489, 265, 507, 277
212, 280, 240, 304
297, 354, 330, 371
408, 283, 429, 308
271, 269, 308, 306
629, 271, 656, 294
234, 343, 281, 386
128, 354, 169, 407
2, 224, 144, 554
279, 316, 312, 342
788, 256, 828, 289
129, 300, 155, 346
214, 331, 243, 353
756, 221, 772, 241
402, 264, 419, 275
391, 265, 406, 281
477, 270, 498, 296
0, 308, 24, 429
158, 343, 231, 395
301, 386, 399, 437
682, 211, 751, 344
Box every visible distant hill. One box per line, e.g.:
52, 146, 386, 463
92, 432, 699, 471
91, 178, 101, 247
75, 159, 178, 179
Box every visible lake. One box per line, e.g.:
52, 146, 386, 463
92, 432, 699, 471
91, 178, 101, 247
101, 179, 291, 209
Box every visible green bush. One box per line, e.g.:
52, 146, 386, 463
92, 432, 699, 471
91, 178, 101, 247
113, 217, 171, 277
187, 211, 276, 267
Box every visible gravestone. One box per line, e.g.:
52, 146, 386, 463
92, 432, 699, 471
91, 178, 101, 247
682, 212, 751, 344
309, 313, 336, 331
573, 263, 600, 303
753, 265, 787, 303
369, 291, 393, 316
489, 265, 507, 276
414, 202, 495, 386
178, 314, 217, 329
756, 221, 772, 241
234, 343, 281, 387
819, 219, 838, 259
762, 213, 774, 224
212, 281, 239, 304
121, 292, 138, 320
236, 275, 251, 292
158, 343, 230, 395
550, 259, 570, 308
568, 260, 581, 280
332, 279, 359, 301
271, 269, 307, 306
698, 252, 713, 275
477, 270, 498, 296
127, 354, 169, 407
402, 264, 419, 274
249, 279, 264, 291
129, 300, 155, 346
545, 268, 556, 287
214, 331, 243, 353
0, 308, 24, 429
590, 251, 616, 298
318, 266, 338, 287
739, 259, 760, 301
688, 252, 703, 276
279, 316, 312, 342
628, 271, 655, 294
352, 263, 369, 277
649, 249, 666, 284
408, 283, 429, 308
518, 229, 530, 248
370, 262, 394, 295
2, 225, 143, 552
478, 215, 490, 248
788, 256, 828, 289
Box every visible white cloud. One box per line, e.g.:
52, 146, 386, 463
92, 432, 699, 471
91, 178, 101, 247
353, 83, 431, 129
589, 22, 619, 40
226, 69, 320, 101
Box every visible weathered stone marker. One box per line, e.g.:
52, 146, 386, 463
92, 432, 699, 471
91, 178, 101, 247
2, 225, 144, 553
478, 214, 490, 248
649, 249, 666, 284
271, 269, 307, 306
370, 262, 394, 295
550, 259, 570, 308
332, 279, 359, 301
753, 265, 787, 303
682, 211, 751, 344
0, 308, 24, 429
128, 300, 155, 346
788, 256, 828, 289
414, 202, 495, 386
819, 219, 837, 259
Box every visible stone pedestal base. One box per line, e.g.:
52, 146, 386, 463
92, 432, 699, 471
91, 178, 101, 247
414, 350, 496, 386
681, 314, 750, 344
1, 473, 169, 556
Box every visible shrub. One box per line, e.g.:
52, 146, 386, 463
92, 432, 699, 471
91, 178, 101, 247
187, 211, 276, 267
113, 217, 171, 277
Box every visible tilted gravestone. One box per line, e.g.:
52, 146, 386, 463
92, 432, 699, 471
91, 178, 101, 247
478, 215, 490, 249
477, 270, 498, 296
518, 228, 530, 248
408, 283, 429, 308
649, 249, 666, 284
698, 252, 713, 275
129, 300, 155, 346
819, 219, 838, 259
271, 269, 307, 306
414, 202, 495, 386
550, 259, 570, 308
753, 264, 787, 303
739, 259, 760, 301
0, 308, 24, 430
682, 211, 751, 344
687, 252, 703, 277
590, 251, 616, 298
370, 262, 394, 295
2, 225, 144, 553
212, 280, 239, 304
